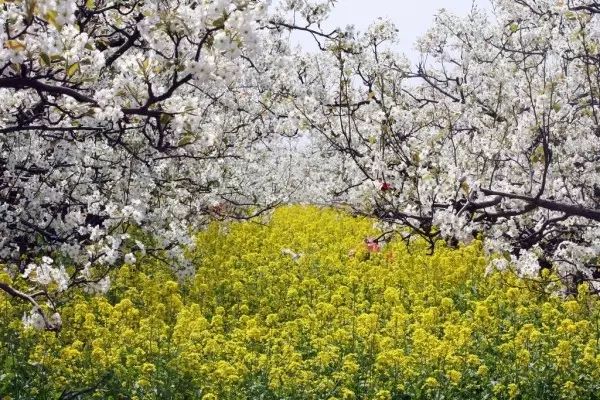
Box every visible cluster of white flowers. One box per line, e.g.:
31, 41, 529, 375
432, 208, 472, 243
512, 249, 542, 278
22, 308, 62, 331
21, 308, 47, 330
187, 58, 216, 82
22, 257, 69, 292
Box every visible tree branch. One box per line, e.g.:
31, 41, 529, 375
481, 188, 600, 221
0, 77, 96, 104
0, 282, 60, 331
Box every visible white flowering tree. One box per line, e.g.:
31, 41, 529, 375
297, 0, 600, 291
0, 0, 337, 329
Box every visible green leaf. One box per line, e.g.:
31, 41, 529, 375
211, 16, 226, 29
66, 62, 80, 78
178, 134, 195, 146
160, 113, 173, 125
85, 0, 95, 10
460, 180, 470, 193
39, 52, 51, 66
45, 10, 59, 28
6, 39, 25, 50
9, 63, 21, 74
531, 144, 544, 164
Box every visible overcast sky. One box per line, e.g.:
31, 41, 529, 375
287, 0, 490, 63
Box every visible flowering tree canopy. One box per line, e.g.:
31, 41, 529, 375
297, 0, 600, 289
0, 0, 337, 329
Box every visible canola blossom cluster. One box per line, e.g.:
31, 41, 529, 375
2, 206, 600, 399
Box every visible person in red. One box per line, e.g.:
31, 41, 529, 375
365, 238, 381, 252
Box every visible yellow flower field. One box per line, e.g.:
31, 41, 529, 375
1, 206, 600, 399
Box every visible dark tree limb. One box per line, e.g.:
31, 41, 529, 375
481, 188, 600, 221
0, 282, 59, 331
